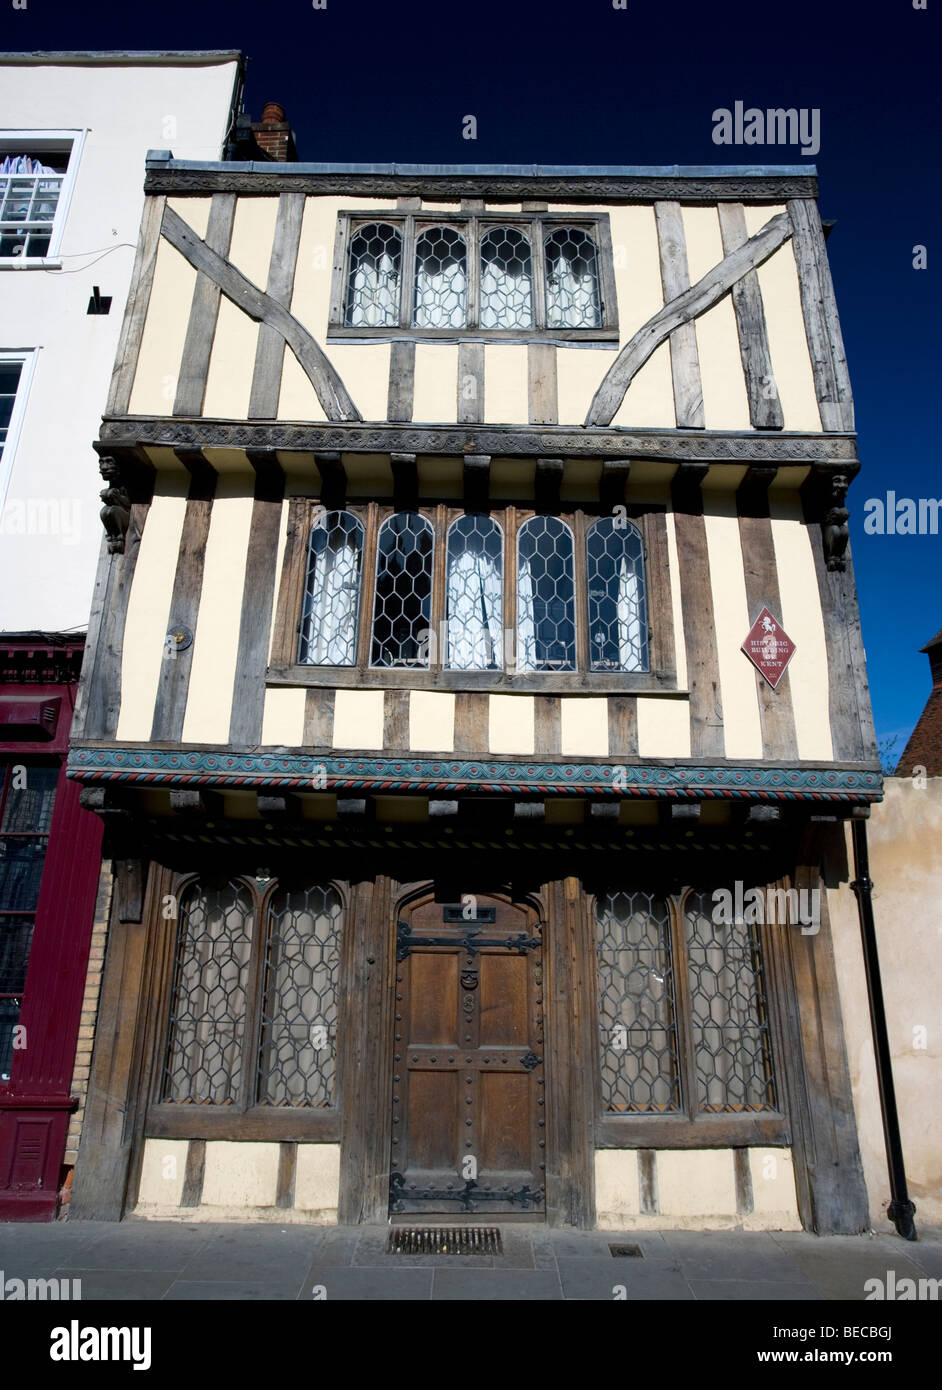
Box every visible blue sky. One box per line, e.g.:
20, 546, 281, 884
7, 0, 939, 757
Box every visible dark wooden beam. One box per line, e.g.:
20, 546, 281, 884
737, 465, 778, 518
599, 459, 631, 514
257, 793, 302, 818
314, 451, 346, 509
245, 447, 285, 501
390, 452, 418, 511
670, 462, 709, 515
462, 454, 490, 511
535, 457, 564, 514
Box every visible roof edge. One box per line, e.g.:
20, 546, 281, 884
0, 50, 244, 66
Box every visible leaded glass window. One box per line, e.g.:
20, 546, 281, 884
684, 890, 777, 1113
298, 511, 363, 665
544, 226, 601, 328
516, 516, 575, 671
596, 891, 680, 1113
413, 226, 467, 328
479, 227, 533, 329
371, 512, 434, 667
586, 517, 649, 672
0, 763, 57, 1081
345, 222, 402, 327
445, 515, 503, 670
257, 884, 343, 1108
162, 878, 254, 1105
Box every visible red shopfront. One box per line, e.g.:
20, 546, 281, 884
0, 637, 103, 1220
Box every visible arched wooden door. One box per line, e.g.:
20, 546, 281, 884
389, 894, 545, 1216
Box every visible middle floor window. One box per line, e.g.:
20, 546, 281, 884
283, 502, 656, 680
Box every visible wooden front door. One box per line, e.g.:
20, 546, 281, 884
389, 895, 545, 1216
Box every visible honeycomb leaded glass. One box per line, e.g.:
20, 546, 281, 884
257, 884, 343, 1108
544, 226, 601, 328
371, 512, 434, 667
595, 891, 680, 1113
413, 226, 467, 328
345, 222, 402, 327
479, 227, 533, 329
162, 878, 254, 1105
445, 515, 503, 669
586, 517, 649, 672
517, 516, 576, 671
298, 511, 364, 665
684, 890, 778, 1113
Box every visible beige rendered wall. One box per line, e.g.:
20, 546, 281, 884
829, 778, 942, 1226
595, 1147, 801, 1231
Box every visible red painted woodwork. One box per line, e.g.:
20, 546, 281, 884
0, 642, 104, 1220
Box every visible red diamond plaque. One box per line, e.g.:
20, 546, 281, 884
741, 608, 796, 689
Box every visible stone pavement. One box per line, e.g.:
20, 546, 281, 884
1, 1219, 941, 1300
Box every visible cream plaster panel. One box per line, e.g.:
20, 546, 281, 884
560, 697, 609, 757
201, 1141, 280, 1208
201, 294, 260, 419
489, 694, 535, 755
594, 1150, 641, 1218
279, 348, 327, 422
128, 238, 197, 415
332, 689, 384, 750
746, 1149, 802, 1229
657, 1149, 737, 1217
410, 691, 455, 752
768, 495, 833, 760
636, 696, 691, 758
261, 687, 306, 746
831, 784, 942, 1225
294, 1144, 341, 1213
136, 1139, 188, 1208
484, 345, 529, 424
608, 204, 664, 338
682, 205, 751, 430
201, 198, 279, 419
663, 510, 688, 688
704, 496, 763, 758
115, 479, 189, 742
413, 344, 459, 423
181, 477, 254, 744
329, 344, 390, 422
611, 341, 675, 428
555, 347, 610, 427
167, 196, 211, 240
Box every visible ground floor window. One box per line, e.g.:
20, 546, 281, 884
161, 876, 343, 1110
595, 886, 778, 1119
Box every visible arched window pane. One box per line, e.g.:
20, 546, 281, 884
162, 878, 254, 1105
586, 517, 649, 671
413, 226, 467, 328
596, 891, 680, 1113
684, 890, 778, 1113
544, 227, 601, 328
298, 511, 363, 666
446, 515, 503, 670
479, 227, 533, 329
517, 516, 575, 671
345, 222, 401, 327
371, 512, 434, 667
257, 884, 343, 1108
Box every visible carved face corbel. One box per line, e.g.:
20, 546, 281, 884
98, 454, 132, 555
823, 472, 850, 572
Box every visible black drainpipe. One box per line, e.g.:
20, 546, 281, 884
850, 817, 917, 1240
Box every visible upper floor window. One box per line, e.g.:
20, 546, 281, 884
0, 358, 24, 459
284, 501, 659, 685
585, 517, 649, 672
371, 512, 434, 667
0, 133, 82, 263
298, 510, 364, 666
517, 516, 576, 672
332, 211, 617, 342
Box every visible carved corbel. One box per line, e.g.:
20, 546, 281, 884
822, 473, 850, 572
98, 455, 132, 554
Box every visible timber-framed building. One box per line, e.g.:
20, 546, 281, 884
69, 158, 880, 1232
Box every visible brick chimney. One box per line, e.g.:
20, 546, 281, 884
250, 102, 297, 162
922, 629, 942, 690
895, 627, 942, 775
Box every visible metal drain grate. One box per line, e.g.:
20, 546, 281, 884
387, 1227, 503, 1256
609, 1243, 644, 1258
